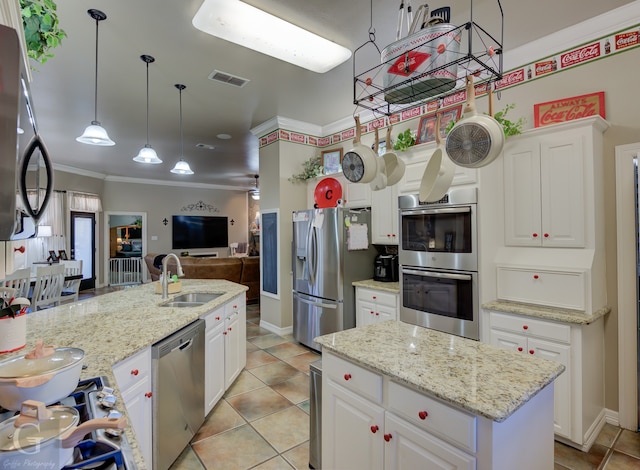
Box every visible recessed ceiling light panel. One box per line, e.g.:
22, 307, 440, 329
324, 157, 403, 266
192, 0, 352, 73
196, 143, 215, 149
217, 133, 231, 140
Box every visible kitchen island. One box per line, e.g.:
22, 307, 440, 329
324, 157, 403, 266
2, 279, 248, 469
316, 321, 565, 470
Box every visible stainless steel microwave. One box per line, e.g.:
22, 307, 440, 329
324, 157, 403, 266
398, 188, 478, 272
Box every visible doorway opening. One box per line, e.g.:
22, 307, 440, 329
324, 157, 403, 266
104, 212, 147, 287
70, 212, 95, 291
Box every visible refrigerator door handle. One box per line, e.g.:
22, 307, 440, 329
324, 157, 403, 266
297, 297, 338, 309
309, 225, 318, 286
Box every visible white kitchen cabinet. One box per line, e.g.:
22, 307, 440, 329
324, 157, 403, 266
356, 287, 398, 327
485, 309, 605, 450
113, 347, 153, 468
371, 184, 399, 244
503, 118, 607, 248
224, 295, 246, 388
203, 306, 225, 416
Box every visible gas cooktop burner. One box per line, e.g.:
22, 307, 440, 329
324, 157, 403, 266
0, 377, 136, 470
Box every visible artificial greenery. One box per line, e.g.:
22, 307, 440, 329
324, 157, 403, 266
20, 0, 66, 64
444, 103, 525, 137
289, 155, 324, 183
393, 129, 416, 151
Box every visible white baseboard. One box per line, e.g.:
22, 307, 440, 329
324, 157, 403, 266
604, 408, 620, 428
259, 319, 293, 337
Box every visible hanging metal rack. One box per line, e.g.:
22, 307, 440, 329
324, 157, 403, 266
353, 0, 504, 116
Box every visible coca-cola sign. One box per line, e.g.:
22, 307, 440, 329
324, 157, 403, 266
401, 106, 421, 120
443, 90, 466, 107
495, 69, 525, 89
387, 51, 431, 77
560, 43, 600, 68
318, 137, 331, 147
534, 92, 605, 128
290, 133, 305, 144
615, 31, 639, 50
534, 60, 555, 76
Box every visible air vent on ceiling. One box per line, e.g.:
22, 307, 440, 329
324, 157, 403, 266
208, 70, 250, 88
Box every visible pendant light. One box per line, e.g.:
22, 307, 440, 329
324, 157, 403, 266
133, 55, 162, 164
250, 175, 260, 200
170, 84, 194, 175
76, 9, 115, 146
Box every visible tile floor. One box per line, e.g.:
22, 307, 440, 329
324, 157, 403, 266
81, 288, 640, 469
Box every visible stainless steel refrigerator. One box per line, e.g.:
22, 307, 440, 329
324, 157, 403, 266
292, 207, 376, 352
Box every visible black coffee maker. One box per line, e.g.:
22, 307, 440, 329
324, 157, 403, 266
374, 254, 398, 282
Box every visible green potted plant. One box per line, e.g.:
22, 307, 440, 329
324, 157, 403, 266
393, 129, 417, 151
20, 0, 67, 64
289, 155, 324, 183
445, 103, 525, 137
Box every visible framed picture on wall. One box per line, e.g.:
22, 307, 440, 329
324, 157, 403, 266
321, 148, 343, 175
58, 250, 68, 260
48, 250, 58, 262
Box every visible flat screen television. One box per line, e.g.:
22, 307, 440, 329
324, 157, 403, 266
172, 215, 228, 249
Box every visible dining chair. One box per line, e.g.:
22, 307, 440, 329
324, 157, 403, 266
31, 264, 65, 310
1, 268, 31, 299
59, 260, 83, 304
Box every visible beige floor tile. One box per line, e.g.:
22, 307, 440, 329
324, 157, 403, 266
247, 341, 260, 353
249, 333, 290, 349
282, 351, 321, 374
226, 387, 293, 422
297, 400, 310, 414
192, 425, 277, 469
604, 450, 640, 469
553, 441, 608, 470
247, 323, 272, 339
596, 423, 623, 448
251, 456, 294, 470
282, 441, 311, 470
252, 406, 310, 453
225, 370, 267, 397
265, 342, 311, 359
250, 361, 302, 386
168, 446, 205, 469
271, 374, 310, 404
246, 350, 279, 369
193, 399, 246, 442
614, 429, 640, 459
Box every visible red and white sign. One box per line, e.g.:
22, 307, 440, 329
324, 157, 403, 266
495, 69, 525, 90
290, 132, 305, 144
425, 101, 439, 113
560, 43, 600, 68
342, 128, 356, 141
534, 92, 605, 128
401, 106, 421, 120
266, 132, 278, 144
386, 51, 431, 77
279, 130, 290, 141
308, 136, 318, 146
534, 60, 556, 76
443, 89, 466, 106
389, 113, 401, 124
317, 137, 331, 147
615, 31, 639, 51
368, 118, 385, 131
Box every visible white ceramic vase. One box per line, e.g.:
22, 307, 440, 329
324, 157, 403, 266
0, 312, 27, 354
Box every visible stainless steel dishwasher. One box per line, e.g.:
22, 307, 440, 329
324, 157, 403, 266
152, 319, 205, 470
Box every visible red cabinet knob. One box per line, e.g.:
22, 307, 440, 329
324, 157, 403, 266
418, 411, 428, 420
370, 310, 374, 315
392, 234, 396, 237
223, 331, 227, 335
131, 369, 139, 376
533, 274, 539, 279
532, 232, 538, 238
344, 373, 352, 381
216, 316, 221, 321
375, 312, 379, 316
384, 434, 392, 442
370, 425, 379, 433
543, 233, 549, 238
145, 392, 152, 398
372, 296, 377, 300
233, 305, 238, 309
523, 325, 529, 330
517, 347, 523, 352
529, 350, 535, 355
228, 327, 232, 331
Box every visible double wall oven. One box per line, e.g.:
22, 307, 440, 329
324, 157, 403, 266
398, 188, 479, 340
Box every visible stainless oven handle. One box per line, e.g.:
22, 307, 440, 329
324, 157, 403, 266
401, 206, 471, 216
401, 269, 472, 281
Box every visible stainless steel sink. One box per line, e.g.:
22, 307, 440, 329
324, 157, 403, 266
160, 292, 222, 308
172, 293, 222, 303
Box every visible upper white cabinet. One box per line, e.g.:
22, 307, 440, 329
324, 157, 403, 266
371, 184, 399, 245
503, 117, 608, 248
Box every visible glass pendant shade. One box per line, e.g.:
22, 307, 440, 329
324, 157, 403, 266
77, 121, 115, 146
77, 10, 114, 146
250, 191, 260, 200
133, 144, 162, 164
170, 159, 194, 175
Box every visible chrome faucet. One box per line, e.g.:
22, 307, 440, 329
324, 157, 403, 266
161, 253, 185, 299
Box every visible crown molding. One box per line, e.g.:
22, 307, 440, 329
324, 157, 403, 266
104, 175, 246, 191
251, 116, 323, 138
54, 163, 107, 180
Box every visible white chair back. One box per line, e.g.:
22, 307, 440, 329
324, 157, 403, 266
32, 264, 65, 310
1, 268, 31, 299
59, 260, 83, 304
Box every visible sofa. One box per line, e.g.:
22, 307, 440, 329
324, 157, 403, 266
144, 254, 260, 303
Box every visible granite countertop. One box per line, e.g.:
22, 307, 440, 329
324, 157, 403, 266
352, 279, 400, 294
315, 321, 565, 423
2, 279, 247, 470
482, 300, 610, 325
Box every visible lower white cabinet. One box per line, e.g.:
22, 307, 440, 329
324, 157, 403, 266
356, 287, 398, 327
484, 309, 605, 450
322, 350, 557, 470
113, 347, 153, 468
224, 295, 246, 388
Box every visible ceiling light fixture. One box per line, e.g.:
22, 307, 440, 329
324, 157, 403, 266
133, 55, 162, 164
170, 84, 194, 175
192, 0, 352, 73
250, 174, 260, 200
76, 9, 115, 146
